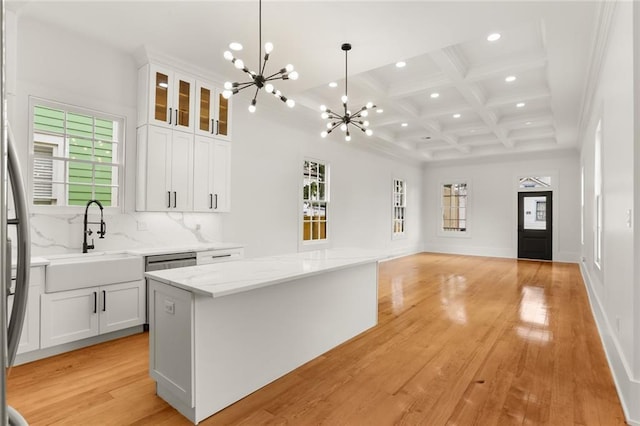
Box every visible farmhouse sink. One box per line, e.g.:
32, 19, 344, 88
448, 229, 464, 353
45, 252, 143, 292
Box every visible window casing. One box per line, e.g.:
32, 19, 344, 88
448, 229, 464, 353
30, 98, 124, 209
594, 119, 603, 268
442, 183, 467, 233
302, 160, 328, 242
393, 179, 406, 237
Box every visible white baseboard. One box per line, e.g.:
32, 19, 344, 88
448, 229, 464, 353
580, 262, 640, 425
422, 244, 513, 259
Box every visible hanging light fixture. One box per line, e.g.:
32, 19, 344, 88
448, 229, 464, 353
222, 0, 298, 113
320, 43, 375, 142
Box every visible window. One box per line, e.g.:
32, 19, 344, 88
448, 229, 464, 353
594, 119, 603, 267
535, 201, 546, 221
31, 99, 124, 208
442, 183, 467, 232
393, 179, 406, 237
302, 160, 328, 242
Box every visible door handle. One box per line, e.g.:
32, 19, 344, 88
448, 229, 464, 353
209, 193, 213, 209
175, 109, 178, 126
215, 120, 219, 135
211, 119, 215, 134
173, 191, 177, 208
214, 194, 218, 210
93, 291, 97, 314
168, 107, 172, 125
102, 290, 106, 312
167, 191, 171, 208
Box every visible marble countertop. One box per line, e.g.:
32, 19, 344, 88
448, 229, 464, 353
145, 248, 387, 298
122, 242, 244, 257
12, 257, 50, 268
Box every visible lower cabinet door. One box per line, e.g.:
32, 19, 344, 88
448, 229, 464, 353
99, 280, 145, 334
41, 287, 100, 349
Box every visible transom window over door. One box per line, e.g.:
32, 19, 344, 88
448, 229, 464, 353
302, 160, 328, 242
442, 183, 467, 232
31, 98, 124, 208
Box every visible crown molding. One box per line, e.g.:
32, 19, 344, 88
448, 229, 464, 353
576, 0, 617, 148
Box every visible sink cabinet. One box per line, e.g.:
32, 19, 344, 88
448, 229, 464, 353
40, 280, 145, 349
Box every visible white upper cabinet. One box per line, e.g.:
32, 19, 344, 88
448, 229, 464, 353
193, 137, 231, 212
138, 64, 195, 133
136, 125, 194, 212
195, 81, 232, 141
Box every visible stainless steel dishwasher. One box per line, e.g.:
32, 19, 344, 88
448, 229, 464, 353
144, 252, 197, 329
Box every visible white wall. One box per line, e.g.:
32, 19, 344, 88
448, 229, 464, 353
422, 150, 580, 262
10, 15, 423, 259
222, 106, 423, 258
579, 2, 639, 424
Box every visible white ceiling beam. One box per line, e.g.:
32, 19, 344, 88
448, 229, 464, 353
430, 47, 514, 148
465, 50, 547, 82
485, 88, 551, 108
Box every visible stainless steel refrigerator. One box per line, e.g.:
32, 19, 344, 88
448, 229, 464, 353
1, 0, 31, 423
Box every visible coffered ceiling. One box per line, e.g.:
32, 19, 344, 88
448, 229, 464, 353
8, 1, 600, 163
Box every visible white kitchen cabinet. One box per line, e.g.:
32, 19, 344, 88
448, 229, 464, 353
195, 80, 232, 141
212, 140, 231, 212
8, 266, 45, 354
138, 64, 195, 133
193, 137, 231, 212
136, 125, 194, 212
40, 280, 145, 349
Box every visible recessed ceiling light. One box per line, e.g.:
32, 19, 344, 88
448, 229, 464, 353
453, 113, 461, 118
401, 123, 408, 127
229, 42, 243, 51
487, 33, 501, 42
430, 92, 440, 99
516, 102, 526, 108
505, 75, 516, 83
526, 121, 532, 125
396, 61, 406, 68
376, 109, 384, 114
329, 82, 338, 88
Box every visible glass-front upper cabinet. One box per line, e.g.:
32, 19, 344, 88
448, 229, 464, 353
195, 80, 232, 141
145, 64, 195, 132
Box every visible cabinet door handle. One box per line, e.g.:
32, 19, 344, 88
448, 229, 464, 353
168, 107, 172, 125
214, 193, 218, 210
102, 290, 106, 312
175, 109, 178, 126
93, 291, 97, 314
167, 191, 171, 208
211, 119, 215, 134
209, 193, 213, 209
215, 120, 219, 135
173, 191, 177, 208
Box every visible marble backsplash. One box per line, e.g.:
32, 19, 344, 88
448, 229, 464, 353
18, 212, 224, 256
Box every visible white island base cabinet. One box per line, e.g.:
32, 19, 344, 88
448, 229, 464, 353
148, 263, 378, 424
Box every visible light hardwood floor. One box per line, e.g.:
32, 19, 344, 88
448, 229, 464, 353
7, 253, 626, 425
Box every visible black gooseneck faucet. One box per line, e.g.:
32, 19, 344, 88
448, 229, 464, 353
83, 199, 106, 253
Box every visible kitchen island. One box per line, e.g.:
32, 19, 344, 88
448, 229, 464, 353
145, 248, 383, 424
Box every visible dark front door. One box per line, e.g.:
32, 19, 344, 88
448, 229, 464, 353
518, 191, 552, 260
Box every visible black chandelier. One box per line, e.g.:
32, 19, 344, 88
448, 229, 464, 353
320, 43, 375, 142
222, 0, 298, 112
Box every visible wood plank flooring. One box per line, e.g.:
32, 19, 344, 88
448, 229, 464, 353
6, 253, 626, 425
